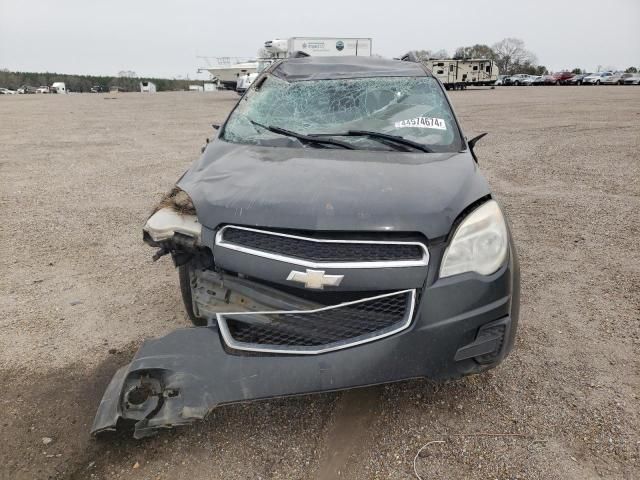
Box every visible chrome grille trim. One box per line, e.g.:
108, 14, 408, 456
216, 289, 416, 355
215, 225, 429, 268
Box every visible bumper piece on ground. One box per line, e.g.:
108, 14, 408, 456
92, 313, 514, 439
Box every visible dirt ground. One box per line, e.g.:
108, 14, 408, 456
0, 86, 638, 480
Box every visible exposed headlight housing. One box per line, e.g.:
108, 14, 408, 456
440, 200, 508, 278
144, 208, 201, 243
144, 187, 201, 243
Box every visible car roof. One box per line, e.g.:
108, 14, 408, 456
270, 56, 430, 82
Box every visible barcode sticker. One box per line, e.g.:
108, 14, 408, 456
394, 117, 447, 130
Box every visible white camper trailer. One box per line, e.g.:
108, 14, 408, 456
423, 59, 499, 90
140, 81, 157, 93
51, 82, 67, 94
264, 37, 372, 59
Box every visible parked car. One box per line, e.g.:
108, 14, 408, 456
17, 85, 37, 94
522, 75, 541, 86
35, 86, 50, 94
494, 75, 508, 86
504, 74, 531, 86
533, 75, 557, 86
0, 87, 17, 94
566, 73, 592, 85
601, 72, 631, 85
623, 73, 640, 85
583, 72, 612, 85
92, 55, 521, 439
90, 85, 106, 93
551, 71, 575, 85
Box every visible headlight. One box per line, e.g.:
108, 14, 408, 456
144, 208, 201, 243
144, 187, 201, 243
440, 200, 508, 278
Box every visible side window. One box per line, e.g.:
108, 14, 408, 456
449, 65, 454, 72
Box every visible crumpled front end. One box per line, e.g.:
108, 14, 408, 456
92, 209, 519, 438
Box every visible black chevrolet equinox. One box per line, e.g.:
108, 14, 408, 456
93, 55, 520, 438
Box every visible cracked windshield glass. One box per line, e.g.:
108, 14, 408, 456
223, 75, 461, 152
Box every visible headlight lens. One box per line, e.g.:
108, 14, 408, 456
144, 187, 200, 243
144, 208, 201, 243
440, 200, 508, 278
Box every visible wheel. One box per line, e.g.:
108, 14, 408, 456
577, 81, 582, 85
556, 80, 560, 85
514, 81, 520, 86
178, 264, 206, 326
596, 80, 600, 85
618, 81, 623, 85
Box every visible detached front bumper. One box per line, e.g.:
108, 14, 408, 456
92, 248, 519, 438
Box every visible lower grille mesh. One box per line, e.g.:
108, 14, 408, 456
219, 290, 415, 354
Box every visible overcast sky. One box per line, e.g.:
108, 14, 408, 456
1, 0, 638, 78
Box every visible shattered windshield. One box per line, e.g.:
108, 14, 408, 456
222, 75, 462, 152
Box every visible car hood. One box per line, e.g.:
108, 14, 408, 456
178, 140, 491, 239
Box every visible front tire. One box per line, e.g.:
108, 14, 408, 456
596, 80, 601, 85
178, 264, 207, 326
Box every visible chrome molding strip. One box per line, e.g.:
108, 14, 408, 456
215, 225, 429, 269
216, 289, 416, 355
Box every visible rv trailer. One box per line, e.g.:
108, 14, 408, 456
423, 59, 499, 90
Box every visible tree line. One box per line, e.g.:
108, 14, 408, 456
414, 38, 638, 76
0, 69, 199, 92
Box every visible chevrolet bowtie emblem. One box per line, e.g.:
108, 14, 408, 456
286, 269, 344, 289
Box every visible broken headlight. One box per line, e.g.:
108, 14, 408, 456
144, 187, 201, 244
440, 200, 508, 278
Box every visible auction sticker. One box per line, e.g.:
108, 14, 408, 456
394, 117, 447, 130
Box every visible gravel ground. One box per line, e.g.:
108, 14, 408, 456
0, 86, 638, 479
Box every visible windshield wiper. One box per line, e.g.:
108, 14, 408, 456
311, 130, 433, 153
249, 120, 356, 150
345, 131, 434, 153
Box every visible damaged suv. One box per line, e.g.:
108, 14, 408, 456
93, 56, 520, 438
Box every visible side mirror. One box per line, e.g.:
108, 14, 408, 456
467, 133, 488, 163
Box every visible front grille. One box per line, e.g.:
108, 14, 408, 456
217, 289, 415, 354
217, 226, 427, 266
